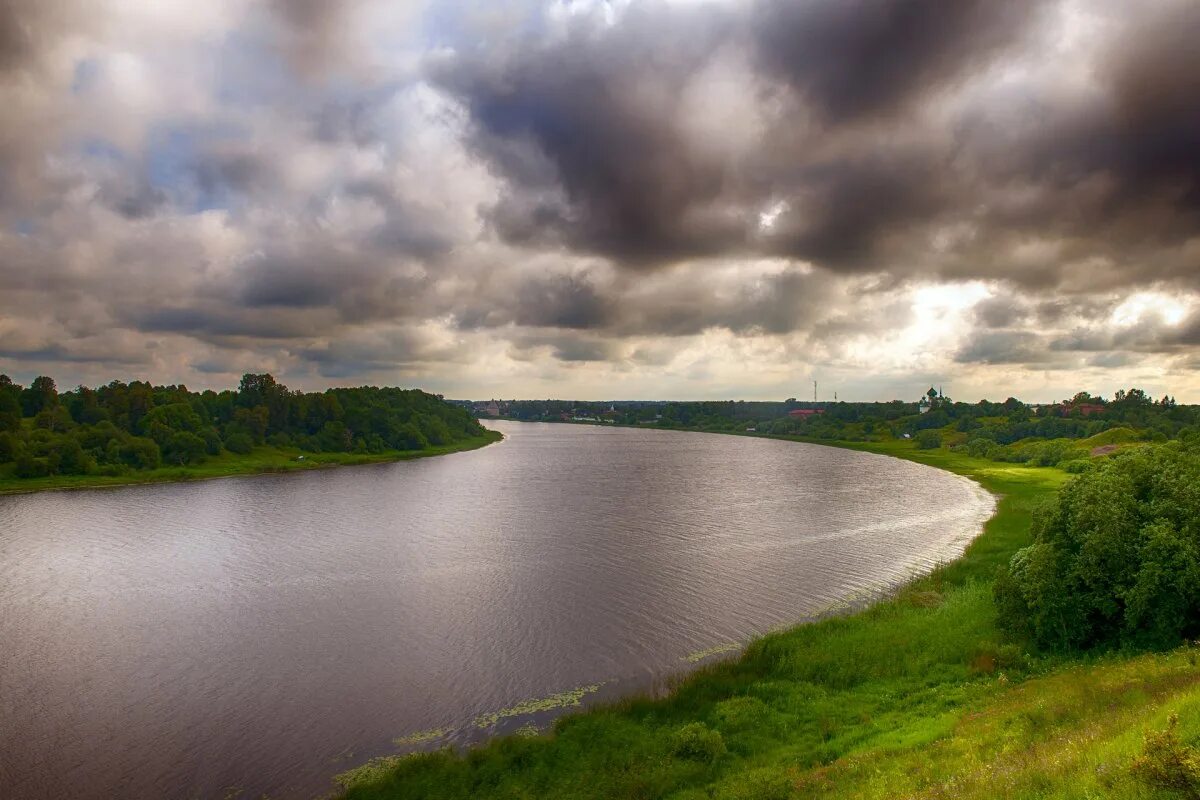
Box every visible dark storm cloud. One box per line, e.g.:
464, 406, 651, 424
622, 268, 837, 337
508, 331, 617, 364
0, 342, 145, 366
1039, 4, 1200, 213
973, 297, 1028, 330
514, 274, 613, 330
448, 263, 837, 340
955, 331, 1065, 366
752, 0, 1047, 122
428, 0, 1048, 272
432, 0, 1199, 291
767, 151, 949, 269
428, 2, 751, 265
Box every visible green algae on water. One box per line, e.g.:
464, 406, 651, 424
682, 642, 742, 663
393, 727, 452, 747
473, 683, 604, 729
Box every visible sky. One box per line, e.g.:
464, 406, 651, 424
0, 0, 1198, 402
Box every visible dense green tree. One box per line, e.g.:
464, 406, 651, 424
0, 431, 18, 461
224, 432, 254, 454
0, 388, 20, 432
121, 437, 161, 470
0, 372, 486, 481
163, 431, 207, 465
995, 445, 1200, 651
20, 375, 59, 416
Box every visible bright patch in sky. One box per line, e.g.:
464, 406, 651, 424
1111, 292, 1190, 327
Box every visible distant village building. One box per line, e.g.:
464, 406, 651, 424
484, 401, 501, 417
918, 386, 948, 414
1062, 402, 1105, 417
788, 408, 824, 419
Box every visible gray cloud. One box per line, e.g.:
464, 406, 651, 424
268, 0, 360, 76
428, 2, 751, 265
2, 0, 1200, 397
752, 0, 1047, 122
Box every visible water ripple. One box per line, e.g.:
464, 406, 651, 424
0, 422, 993, 799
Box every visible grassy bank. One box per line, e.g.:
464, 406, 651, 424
326, 443, 1113, 800
333, 440, 1200, 799
0, 429, 502, 495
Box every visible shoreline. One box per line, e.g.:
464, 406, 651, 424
0, 429, 503, 496
335, 430, 1074, 798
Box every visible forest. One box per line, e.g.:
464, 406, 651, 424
0, 372, 488, 482
493, 388, 1193, 471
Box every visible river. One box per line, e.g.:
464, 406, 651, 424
0, 421, 993, 798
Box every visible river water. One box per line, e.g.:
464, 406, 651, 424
0, 421, 993, 798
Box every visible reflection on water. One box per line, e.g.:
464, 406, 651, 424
0, 421, 993, 799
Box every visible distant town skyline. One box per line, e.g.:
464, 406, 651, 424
2, 1, 1198, 402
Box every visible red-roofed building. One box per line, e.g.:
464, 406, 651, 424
1061, 402, 1106, 417
788, 408, 824, 418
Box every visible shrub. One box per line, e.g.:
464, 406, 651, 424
915, 430, 942, 450
266, 432, 292, 448
995, 445, 1200, 650
224, 432, 254, 455
120, 436, 161, 470
51, 438, 94, 475
202, 427, 223, 455
164, 431, 207, 466
15, 454, 51, 478
965, 437, 998, 458
0, 430, 17, 461
669, 722, 726, 763
1130, 714, 1200, 799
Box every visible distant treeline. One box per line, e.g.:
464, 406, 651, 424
481, 389, 1196, 470
0, 373, 486, 479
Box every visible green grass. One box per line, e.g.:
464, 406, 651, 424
0, 430, 502, 495
337, 439, 1182, 800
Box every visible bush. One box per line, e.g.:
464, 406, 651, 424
164, 431, 207, 466
266, 432, 292, 448
202, 427, 223, 455
51, 438, 94, 475
120, 436, 161, 470
995, 445, 1200, 650
915, 430, 942, 449
15, 454, 51, 478
1130, 714, 1200, 799
224, 432, 254, 455
0, 431, 17, 461
669, 722, 726, 763
966, 437, 998, 458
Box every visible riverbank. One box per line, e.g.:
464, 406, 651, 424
0, 430, 502, 495
334, 435, 1200, 799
